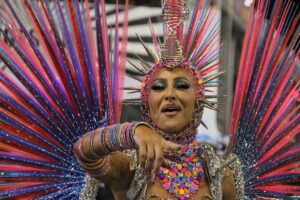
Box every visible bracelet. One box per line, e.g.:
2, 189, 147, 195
87, 156, 112, 178
100, 127, 111, 154
89, 131, 100, 158
77, 158, 104, 170
121, 123, 131, 149
105, 126, 114, 153
78, 136, 97, 163
131, 122, 153, 148
96, 122, 153, 155
110, 124, 121, 151
116, 123, 127, 150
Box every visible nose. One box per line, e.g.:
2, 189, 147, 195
164, 86, 176, 101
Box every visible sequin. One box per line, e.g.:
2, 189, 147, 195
179, 189, 185, 194
158, 139, 205, 199
163, 183, 171, 189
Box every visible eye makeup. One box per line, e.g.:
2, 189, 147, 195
150, 79, 167, 91
174, 78, 191, 90
150, 77, 192, 91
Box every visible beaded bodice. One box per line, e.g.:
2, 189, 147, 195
79, 144, 244, 200
158, 140, 206, 200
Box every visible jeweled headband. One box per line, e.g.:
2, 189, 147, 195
125, 0, 223, 129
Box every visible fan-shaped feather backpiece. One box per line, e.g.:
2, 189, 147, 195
0, 0, 128, 199
227, 0, 300, 199
0, 0, 299, 200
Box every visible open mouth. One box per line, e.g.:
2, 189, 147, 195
161, 105, 181, 113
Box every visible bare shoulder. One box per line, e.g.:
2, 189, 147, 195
222, 168, 237, 200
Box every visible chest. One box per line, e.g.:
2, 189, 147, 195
146, 153, 211, 200
145, 176, 212, 200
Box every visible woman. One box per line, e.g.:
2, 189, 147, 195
0, 0, 298, 199
74, 63, 238, 200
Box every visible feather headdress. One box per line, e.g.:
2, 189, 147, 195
125, 0, 223, 124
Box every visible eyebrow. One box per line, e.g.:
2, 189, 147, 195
152, 77, 189, 82
174, 77, 189, 82
151, 78, 166, 84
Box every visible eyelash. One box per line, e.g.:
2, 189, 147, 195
150, 82, 190, 91
150, 83, 166, 91
175, 82, 190, 90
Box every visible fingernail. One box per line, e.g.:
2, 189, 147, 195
151, 174, 155, 182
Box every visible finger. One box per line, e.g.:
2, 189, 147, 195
145, 144, 155, 177
138, 143, 147, 169
151, 144, 163, 182
161, 159, 170, 168
162, 140, 181, 151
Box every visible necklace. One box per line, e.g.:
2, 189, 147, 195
158, 140, 205, 200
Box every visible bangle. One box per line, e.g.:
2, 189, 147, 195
105, 126, 114, 153
78, 135, 97, 163
87, 156, 112, 178
131, 122, 153, 148
125, 123, 135, 148
97, 122, 152, 155
110, 124, 121, 151
121, 123, 131, 148
77, 158, 103, 170
117, 123, 127, 150
100, 127, 110, 154
89, 131, 100, 158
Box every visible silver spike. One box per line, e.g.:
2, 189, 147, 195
203, 71, 225, 84
204, 83, 223, 88
123, 87, 142, 90
136, 33, 160, 63
127, 59, 147, 75
126, 73, 143, 82
127, 90, 141, 94
200, 99, 219, 111
200, 120, 208, 129
205, 95, 227, 99
203, 103, 219, 111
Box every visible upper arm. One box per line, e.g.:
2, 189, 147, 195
222, 168, 237, 200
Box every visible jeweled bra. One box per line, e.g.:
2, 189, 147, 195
158, 140, 206, 200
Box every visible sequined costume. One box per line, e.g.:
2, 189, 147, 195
80, 142, 244, 200
0, 0, 299, 199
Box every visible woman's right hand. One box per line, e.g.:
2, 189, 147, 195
134, 124, 181, 183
